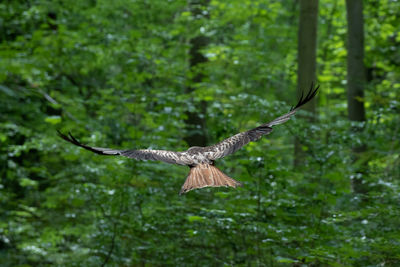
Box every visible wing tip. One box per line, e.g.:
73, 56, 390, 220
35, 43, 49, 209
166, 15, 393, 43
57, 130, 81, 146
57, 130, 110, 155
290, 82, 319, 111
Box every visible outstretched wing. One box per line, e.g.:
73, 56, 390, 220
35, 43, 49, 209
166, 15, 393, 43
57, 131, 194, 165
203, 83, 319, 160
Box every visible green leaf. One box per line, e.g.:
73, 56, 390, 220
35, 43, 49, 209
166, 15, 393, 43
44, 116, 61, 124
187, 215, 205, 223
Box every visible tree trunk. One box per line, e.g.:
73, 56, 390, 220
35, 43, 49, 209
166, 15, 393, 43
345, 0, 368, 194
184, 0, 209, 147
294, 0, 319, 167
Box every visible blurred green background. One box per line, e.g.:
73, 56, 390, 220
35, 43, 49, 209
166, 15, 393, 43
1, 0, 399, 266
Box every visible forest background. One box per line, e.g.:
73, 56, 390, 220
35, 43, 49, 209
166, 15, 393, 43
1, 0, 399, 266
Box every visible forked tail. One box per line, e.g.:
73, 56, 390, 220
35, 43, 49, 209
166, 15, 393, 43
180, 164, 242, 194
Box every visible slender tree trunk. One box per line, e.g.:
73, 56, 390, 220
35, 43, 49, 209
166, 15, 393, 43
294, 0, 319, 167
184, 0, 209, 147
345, 0, 368, 194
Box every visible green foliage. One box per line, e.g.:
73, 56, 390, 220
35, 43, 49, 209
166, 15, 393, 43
1, 0, 399, 266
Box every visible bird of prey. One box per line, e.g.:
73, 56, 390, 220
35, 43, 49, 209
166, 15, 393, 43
59, 84, 318, 194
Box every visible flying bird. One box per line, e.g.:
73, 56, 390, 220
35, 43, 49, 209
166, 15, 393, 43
59, 84, 318, 194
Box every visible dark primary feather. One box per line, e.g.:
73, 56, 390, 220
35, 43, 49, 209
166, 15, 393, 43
57, 131, 194, 165
291, 82, 319, 111
204, 83, 319, 160
263, 83, 319, 127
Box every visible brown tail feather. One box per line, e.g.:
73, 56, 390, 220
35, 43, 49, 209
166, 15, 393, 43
180, 164, 242, 194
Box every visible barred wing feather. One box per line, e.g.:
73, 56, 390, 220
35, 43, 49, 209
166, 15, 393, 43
203, 125, 273, 160
204, 84, 319, 160
57, 131, 194, 165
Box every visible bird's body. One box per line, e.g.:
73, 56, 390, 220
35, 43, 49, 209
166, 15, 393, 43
59, 84, 319, 194
185, 147, 213, 165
